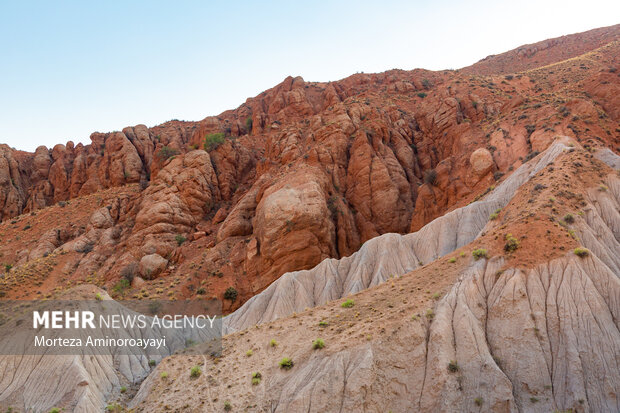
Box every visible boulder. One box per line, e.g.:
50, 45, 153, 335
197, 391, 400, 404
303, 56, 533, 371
253, 174, 336, 279
469, 148, 494, 177
131, 276, 146, 288
139, 254, 168, 279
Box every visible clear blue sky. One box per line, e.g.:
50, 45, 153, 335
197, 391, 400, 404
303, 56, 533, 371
0, 0, 618, 151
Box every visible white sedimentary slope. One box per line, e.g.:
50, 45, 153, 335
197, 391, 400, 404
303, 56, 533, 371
0, 289, 218, 412
239, 253, 619, 412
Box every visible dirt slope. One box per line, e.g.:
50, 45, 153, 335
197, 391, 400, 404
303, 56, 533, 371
462, 23, 620, 75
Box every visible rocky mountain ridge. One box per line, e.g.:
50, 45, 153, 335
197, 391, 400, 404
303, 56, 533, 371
1, 23, 618, 312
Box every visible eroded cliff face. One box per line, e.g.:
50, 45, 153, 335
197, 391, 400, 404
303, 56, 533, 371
1, 26, 619, 309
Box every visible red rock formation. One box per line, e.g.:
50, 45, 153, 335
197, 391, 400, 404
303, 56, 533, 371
0, 25, 618, 309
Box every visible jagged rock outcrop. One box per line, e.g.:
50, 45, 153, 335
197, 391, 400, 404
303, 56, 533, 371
224, 139, 574, 332
1, 26, 619, 309
0, 145, 25, 221
127, 149, 220, 259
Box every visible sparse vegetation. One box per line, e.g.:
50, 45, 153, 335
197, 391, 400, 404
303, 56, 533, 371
112, 278, 130, 295
224, 401, 232, 411
160, 371, 169, 379
251, 372, 262, 385
472, 249, 488, 260
105, 404, 122, 412
341, 299, 355, 308
120, 386, 127, 393
524, 150, 540, 162
424, 169, 438, 186
474, 397, 483, 406
279, 357, 294, 370
426, 308, 434, 319
203, 133, 226, 151
563, 213, 574, 224
246, 116, 253, 133
224, 287, 238, 302
157, 146, 178, 160
246, 349, 253, 357
504, 234, 519, 252
120, 263, 137, 283
312, 338, 325, 349
447, 360, 459, 373
448, 257, 456, 263
148, 359, 156, 367
573, 247, 589, 258
568, 229, 578, 240
175, 234, 187, 246
318, 320, 328, 327
190, 365, 202, 378
489, 212, 499, 220
95, 292, 103, 301
270, 339, 278, 347
417, 92, 427, 98
327, 196, 339, 216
